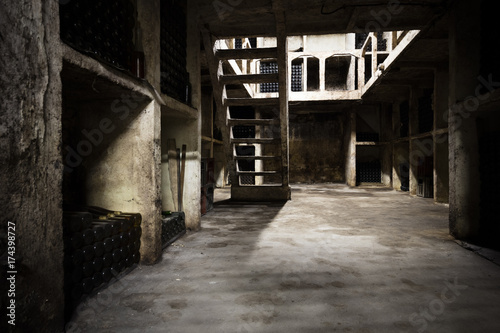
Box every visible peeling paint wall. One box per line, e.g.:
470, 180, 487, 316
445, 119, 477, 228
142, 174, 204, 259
289, 113, 347, 183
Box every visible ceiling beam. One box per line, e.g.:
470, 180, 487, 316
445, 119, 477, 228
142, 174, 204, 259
346, 7, 359, 32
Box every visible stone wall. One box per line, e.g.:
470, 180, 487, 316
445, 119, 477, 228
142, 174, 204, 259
0, 1, 64, 331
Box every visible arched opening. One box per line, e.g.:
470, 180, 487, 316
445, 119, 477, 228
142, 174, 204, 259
325, 56, 351, 90
307, 57, 320, 91
291, 58, 303, 92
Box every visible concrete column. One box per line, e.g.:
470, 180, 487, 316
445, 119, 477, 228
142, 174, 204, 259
357, 56, 365, 90
184, 0, 202, 229
276, 12, 290, 190
347, 55, 356, 91
433, 68, 450, 203
371, 34, 378, 78
138, 0, 160, 91
345, 110, 356, 186
392, 102, 401, 191
408, 87, 420, 195
392, 101, 401, 140
434, 133, 449, 203
255, 108, 263, 185
434, 68, 449, 130
448, 0, 482, 239
381, 104, 393, 187
319, 57, 326, 91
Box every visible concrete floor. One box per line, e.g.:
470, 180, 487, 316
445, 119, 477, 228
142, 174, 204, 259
67, 185, 500, 333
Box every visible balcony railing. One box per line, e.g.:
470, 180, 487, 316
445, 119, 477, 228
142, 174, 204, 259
220, 31, 421, 102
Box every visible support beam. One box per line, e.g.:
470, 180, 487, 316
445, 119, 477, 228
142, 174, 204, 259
274, 4, 291, 190
345, 109, 356, 186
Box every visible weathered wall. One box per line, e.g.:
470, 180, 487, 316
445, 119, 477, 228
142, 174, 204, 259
289, 112, 347, 183
160, 0, 202, 230
0, 1, 64, 332
448, 0, 481, 239
76, 98, 162, 265
162, 117, 201, 230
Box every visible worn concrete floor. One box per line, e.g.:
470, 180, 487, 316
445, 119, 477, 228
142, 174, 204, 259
67, 184, 500, 333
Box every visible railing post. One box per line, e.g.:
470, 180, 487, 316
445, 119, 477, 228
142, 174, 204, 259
347, 55, 356, 91
303, 57, 308, 91
357, 55, 365, 91
319, 57, 326, 91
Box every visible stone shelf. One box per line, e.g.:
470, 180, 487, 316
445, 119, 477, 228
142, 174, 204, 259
62, 43, 198, 120
62, 43, 156, 103
161, 93, 199, 119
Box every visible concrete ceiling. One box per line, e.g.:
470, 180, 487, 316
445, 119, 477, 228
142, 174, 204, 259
362, 12, 449, 102
197, 0, 449, 38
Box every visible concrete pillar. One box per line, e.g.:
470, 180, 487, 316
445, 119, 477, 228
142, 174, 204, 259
434, 134, 449, 203
408, 87, 420, 195
433, 68, 450, 203
434, 68, 449, 130
255, 108, 263, 185
347, 55, 356, 91
133, 0, 162, 266
380, 104, 393, 187
448, 0, 481, 239
319, 57, 326, 91
345, 110, 356, 186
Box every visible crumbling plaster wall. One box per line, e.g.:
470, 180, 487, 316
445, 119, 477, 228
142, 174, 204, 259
0, 1, 64, 332
289, 112, 347, 183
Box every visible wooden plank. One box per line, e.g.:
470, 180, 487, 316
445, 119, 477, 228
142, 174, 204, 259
216, 47, 278, 60
220, 73, 279, 85
167, 139, 178, 212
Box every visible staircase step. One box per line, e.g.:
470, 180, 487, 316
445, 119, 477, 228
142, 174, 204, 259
220, 73, 279, 85
234, 156, 281, 161
225, 97, 280, 107
216, 47, 278, 60
231, 138, 280, 144
229, 119, 279, 126
237, 171, 280, 175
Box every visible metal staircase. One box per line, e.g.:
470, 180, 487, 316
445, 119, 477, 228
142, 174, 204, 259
202, 31, 291, 201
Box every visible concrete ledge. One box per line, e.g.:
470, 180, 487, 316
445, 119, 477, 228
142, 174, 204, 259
231, 186, 291, 201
